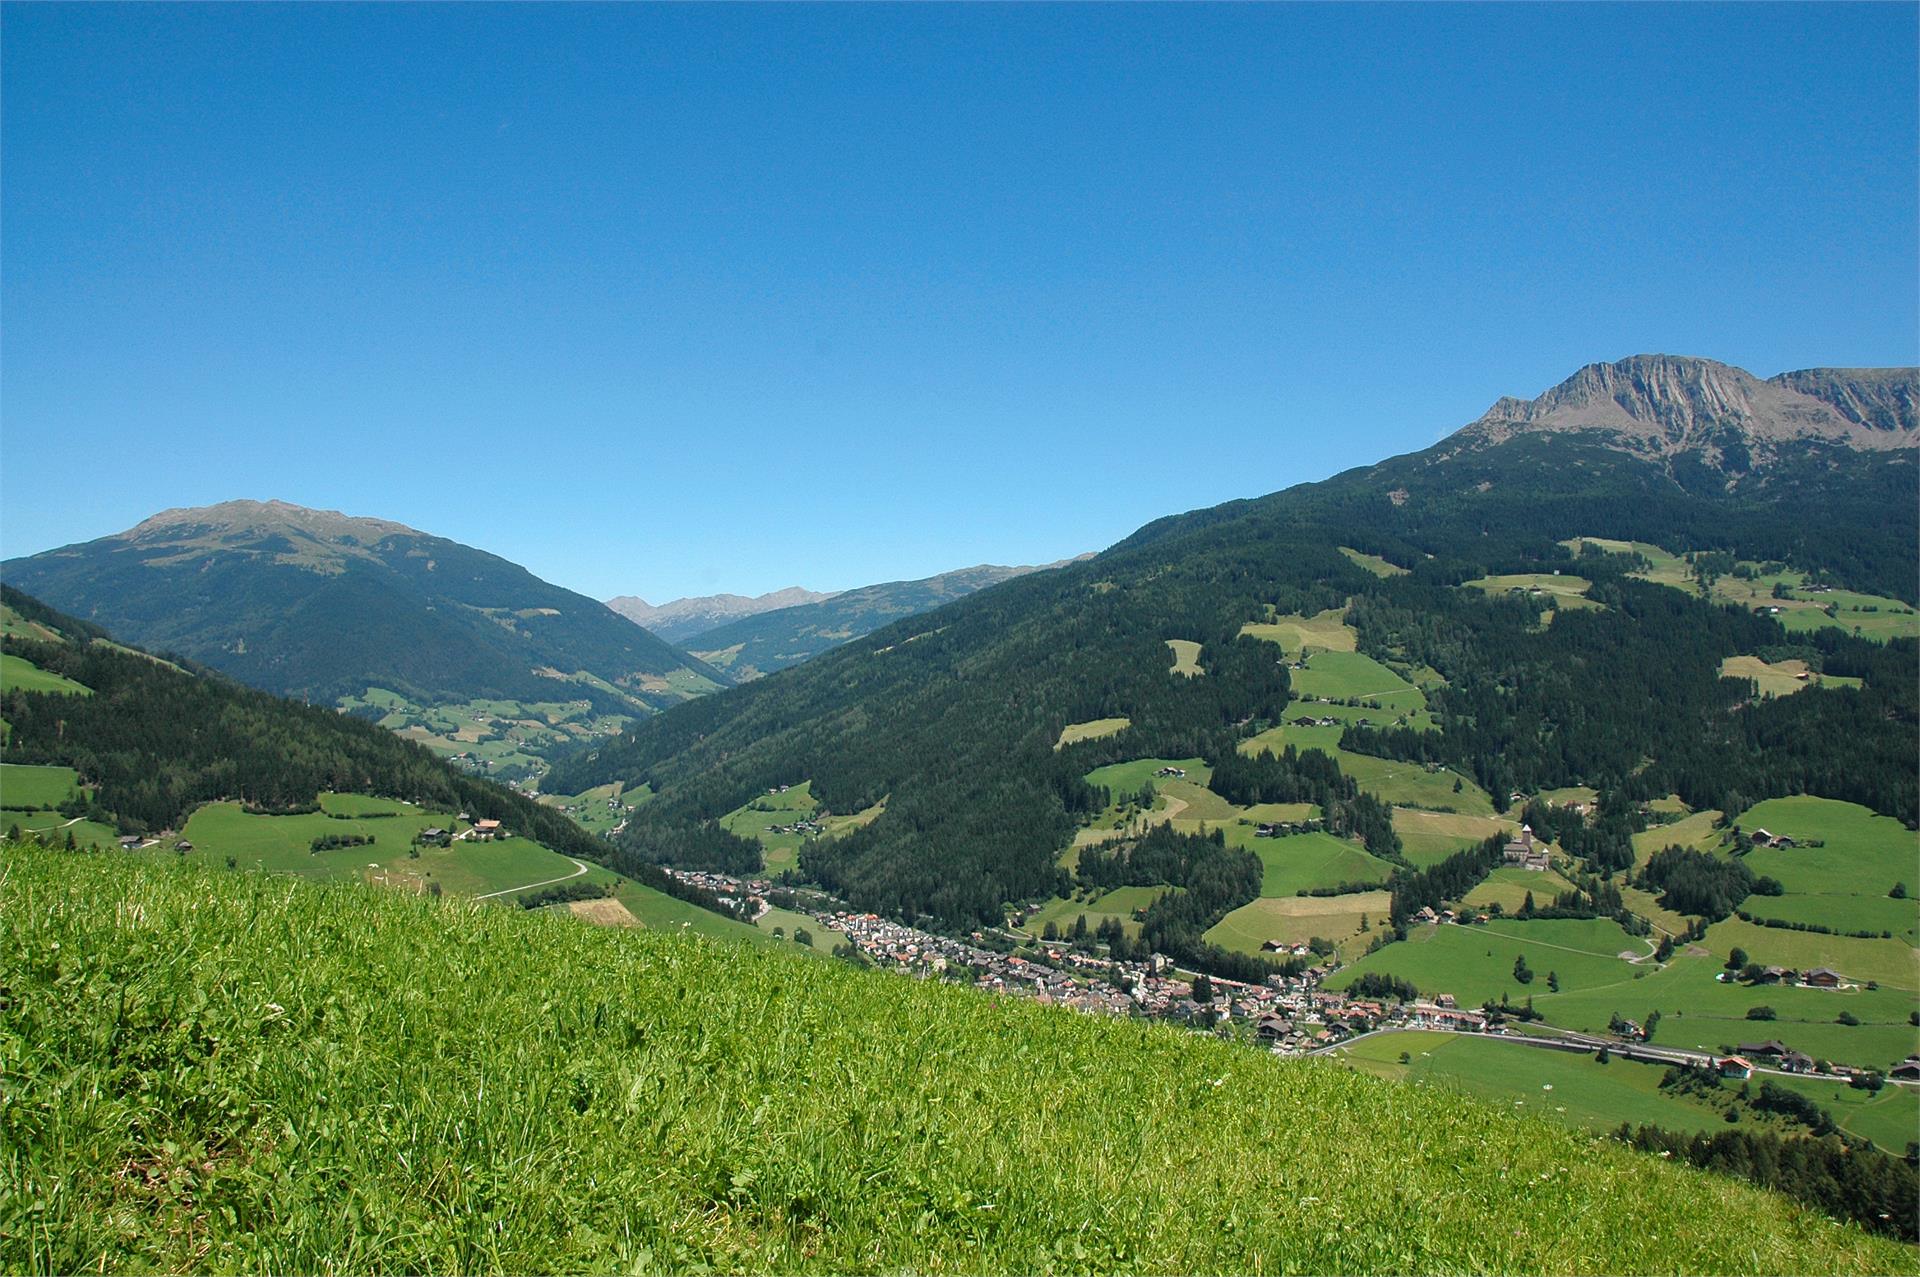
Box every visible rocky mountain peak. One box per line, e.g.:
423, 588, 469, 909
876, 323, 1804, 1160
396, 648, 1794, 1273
1458, 355, 1917, 467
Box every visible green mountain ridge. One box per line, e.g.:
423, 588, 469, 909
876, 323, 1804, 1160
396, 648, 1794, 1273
0, 499, 728, 714
683, 558, 1086, 680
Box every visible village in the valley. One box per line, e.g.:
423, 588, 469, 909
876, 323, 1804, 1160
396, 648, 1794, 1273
659, 863, 1918, 1089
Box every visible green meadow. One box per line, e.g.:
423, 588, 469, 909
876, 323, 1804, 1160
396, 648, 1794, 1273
1633, 807, 1726, 866
1328, 918, 1649, 1006
1559, 537, 1698, 593
0, 652, 91, 696
1228, 829, 1394, 898
1461, 573, 1603, 609
1337, 1030, 1736, 1138
1734, 798, 1917, 899
1338, 547, 1409, 578
1391, 809, 1513, 867
1055, 716, 1131, 749
0, 762, 85, 810
1019, 885, 1172, 941
1720, 654, 1861, 697
1238, 607, 1357, 654
1164, 638, 1204, 676
1463, 865, 1579, 914
8, 847, 1908, 1275
1204, 890, 1391, 960
1290, 650, 1426, 711
1239, 728, 1490, 815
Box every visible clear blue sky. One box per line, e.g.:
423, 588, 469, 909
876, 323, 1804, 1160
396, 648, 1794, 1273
4, 3, 1915, 602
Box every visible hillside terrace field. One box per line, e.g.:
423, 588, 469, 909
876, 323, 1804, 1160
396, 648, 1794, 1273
1559, 537, 1698, 593
0, 651, 91, 696
1392, 809, 1514, 867
1054, 716, 1131, 749
1204, 890, 1392, 961
1239, 726, 1495, 816
718, 781, 886, 876
16, 848, 1908, 1275
1338, 547, 1410, 578
1238, 607, 1357, 654
1719, 654, 1862, 697
1460, 572, 1603, 610
1164, 638, 1204, 676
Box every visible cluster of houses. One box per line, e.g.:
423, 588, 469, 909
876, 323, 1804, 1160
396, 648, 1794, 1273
768, 818, 826, 837
1254, 818, 1326, 839
1152, 766, 1188, 779
1408, 905, 1492, 926
1746, 828, 1802, 849
460, 818, 507, 842
1502, 825, 1551, 871
1719, 965, 1848, 989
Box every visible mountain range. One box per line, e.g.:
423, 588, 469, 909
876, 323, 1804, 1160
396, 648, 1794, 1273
679, 559, 1087, 680
1, 500, 727, 715
606, 587, 837, 644
550, 355, 1919, 928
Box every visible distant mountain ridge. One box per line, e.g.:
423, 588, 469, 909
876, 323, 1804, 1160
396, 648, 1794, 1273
1458, 356, 1917, 472
607, 587, 837, 644
1, 500, 727, 713
684, 558, 1089, 680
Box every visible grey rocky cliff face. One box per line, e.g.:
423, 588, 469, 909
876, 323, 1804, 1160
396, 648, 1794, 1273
1459, 354, 1917, 464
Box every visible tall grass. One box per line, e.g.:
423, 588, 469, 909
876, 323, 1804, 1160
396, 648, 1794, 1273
2, 845, 1911, 1274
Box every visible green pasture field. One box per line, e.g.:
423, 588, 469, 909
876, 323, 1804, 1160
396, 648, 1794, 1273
1618, 884, 1693, 938
1019, 885, 1173, 941
1165, 638, 1205, 677
1741, 894, 1918, 946
1160, 777, 1242, 825
1242, 802, 1322, 824
1719, 655, 1860, 697
11, 812, 118, 848
12, 848, 1910, 1275
0, 762, 84, 810
538, 780, 646, 838
1335, 1031, 1732, 1138
1703, 919, 1917, 991
1340, 1030, 1916, 1155
756, 905, 848, 953
0, 602, 64, 641
720, 783, 823, 874
1238, 607, 1357, 654
1777, 599, 1919, 644
1461, 573, 1602, 609
1055, 716, 1132, 749
1769, 1074, 1920, 1155
1239, 729, 1494, 815
175, 798, 584, 900
1633, 808, 1727, 866
1463, 866, 1579, 914
1290, 651, 1425, 711
1203, 890, 1392, 960
0, 652, 91, 696
1733, 798, 1918, 899
1393, 809, 1513, 867
1338, 547, 1409, 578
1529, 950, 1918, 1071
1224, 829, 1395, 898
1328, 918, 1649, 1006
1559, 537, 1698, 593
1537, 786, 1599, 809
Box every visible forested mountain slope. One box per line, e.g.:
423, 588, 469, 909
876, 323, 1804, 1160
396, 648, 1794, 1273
552, 358, 1919, 927
0, 586, 616, 852
2, 500, 727, 713
682, 559, 1081, 680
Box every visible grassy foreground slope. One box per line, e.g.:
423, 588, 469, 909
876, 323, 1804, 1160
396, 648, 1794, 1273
5, 849, 1910, 1275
